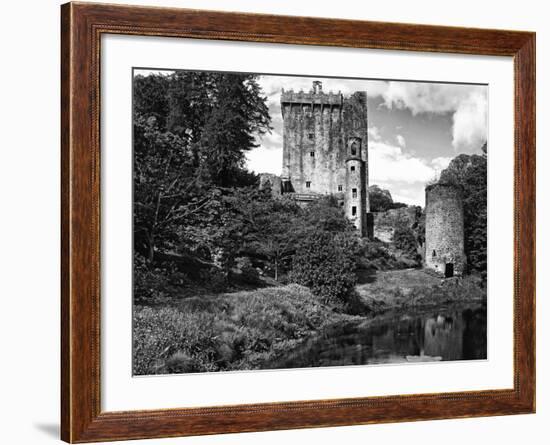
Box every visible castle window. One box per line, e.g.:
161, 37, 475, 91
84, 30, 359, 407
351, 141, 358, 156
432, 250, 436, 258
352, 206, 357, 216
306, 181, 311, 188
308, 132, 314, 140
352, 188, 357, 198
338, 185, 343, 192
310, 151, 315, 157
350, 166, 356, 172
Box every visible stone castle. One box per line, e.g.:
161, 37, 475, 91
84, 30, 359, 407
260, 80, 466, 277
261, 81, 371, 236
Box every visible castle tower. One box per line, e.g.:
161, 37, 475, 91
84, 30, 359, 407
344, 157, 366, 233
280, 81, 370, 236
424, 183, 466, 277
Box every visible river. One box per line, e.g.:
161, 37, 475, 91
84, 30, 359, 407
270, 303, 487, 369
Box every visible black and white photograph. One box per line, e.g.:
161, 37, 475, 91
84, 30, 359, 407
132, 69, 488, 376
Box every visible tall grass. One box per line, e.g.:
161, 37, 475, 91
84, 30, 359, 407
133, 284, 357, 375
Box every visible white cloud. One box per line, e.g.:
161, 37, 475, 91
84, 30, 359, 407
369, 143, 454, 206
256, 130, 282, 151
368, 126, 381, 141
452, 91, 488, 151
396, 134, 406, 147
430, 156, 453, 176
381, 82, 463, 115
378, 82, 487, 152
391, 187, 426, 207
246, 146, 282, 175
370, 141, 436, 184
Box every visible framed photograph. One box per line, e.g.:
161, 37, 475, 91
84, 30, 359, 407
61, 2, 535, 442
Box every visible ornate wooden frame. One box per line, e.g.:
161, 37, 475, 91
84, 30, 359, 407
61, 2, 536, 442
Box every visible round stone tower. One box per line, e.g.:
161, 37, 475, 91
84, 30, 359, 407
344, 138, 366, 234
424, 183, 466, 277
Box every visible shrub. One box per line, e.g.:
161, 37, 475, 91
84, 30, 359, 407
198, 267, 228, 293
234, 256, 261, 284
290, 231, 359, 306
393, 226, 419, 260
133, 253, 178, 304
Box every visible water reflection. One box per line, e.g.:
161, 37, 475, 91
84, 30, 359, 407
270, 305, 487, 369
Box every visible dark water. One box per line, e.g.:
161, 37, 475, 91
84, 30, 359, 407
270, 304, 487, 369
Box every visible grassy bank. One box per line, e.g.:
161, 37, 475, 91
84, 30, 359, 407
134, 269, 486, 375
356, 269, 486, 314
133, 284, 359, 375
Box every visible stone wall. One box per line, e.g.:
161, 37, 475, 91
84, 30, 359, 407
372, 206, 421, 243
259, 173, 282, 197
280, 81, 369, 235
424, 183, 466, 277
280, 100, 347, 195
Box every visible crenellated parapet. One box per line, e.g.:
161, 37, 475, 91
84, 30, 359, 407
280, 88, 343, 106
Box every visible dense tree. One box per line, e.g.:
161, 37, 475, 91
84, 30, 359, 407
133, 115, 206, 262
198, 74, 271, 186
369, 185, 407, 212
302, 196, 356, 234
166, 71, 215, 145
238, 193, 302, 281
393, 226, 418, 258
133, 71, 271, 267
133, 74, 170, 130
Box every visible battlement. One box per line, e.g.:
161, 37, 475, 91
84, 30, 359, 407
281, 81, 343, 106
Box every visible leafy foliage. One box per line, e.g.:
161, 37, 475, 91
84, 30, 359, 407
133, 71, 272, 273
369, 185, 407, 212
393, 226, 419, 258
133, 74, 170, 129
290, 231, 360, 306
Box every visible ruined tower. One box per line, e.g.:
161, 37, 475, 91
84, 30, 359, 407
424, 183, 466, 277
279, 81, 370, 235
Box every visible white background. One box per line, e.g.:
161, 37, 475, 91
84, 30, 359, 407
0, 0, 546, 444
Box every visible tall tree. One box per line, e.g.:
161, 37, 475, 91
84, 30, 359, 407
198, 74, 271, 186
133, 74, 170, 130
166, 71, 216, 165
241, 194, 301, 281
132, 71, 271, 268
133, 115, 220, 264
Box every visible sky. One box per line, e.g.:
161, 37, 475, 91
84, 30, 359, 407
134, 69, 487, 207
249, 75, 487, 207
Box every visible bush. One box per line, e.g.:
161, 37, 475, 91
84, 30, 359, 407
356, 240, 417, 271
134, 253, 179, 304
199, 267, 228, 293
233, 257, 261, 284
290, 231, 359, 306
393, 226, 419, 261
